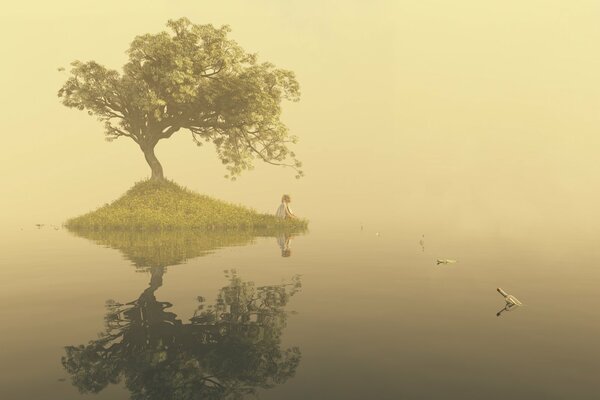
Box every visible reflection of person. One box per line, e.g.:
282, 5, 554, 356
277, 234, 293, 257
276, 194, 297, 219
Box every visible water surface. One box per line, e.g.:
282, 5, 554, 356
1, 222, 600, 399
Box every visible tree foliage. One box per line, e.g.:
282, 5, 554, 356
58, 18, 302, 180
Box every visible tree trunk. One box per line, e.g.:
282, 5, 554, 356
149, 266, 165, 291
142, 145, 164, 180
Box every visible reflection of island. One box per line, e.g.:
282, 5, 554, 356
63, 228, 304, 398
62, 269, 302, 399
67, 227, 306, 269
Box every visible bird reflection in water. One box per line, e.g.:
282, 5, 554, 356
496, 302, 520, 317
62, 268, 302, 399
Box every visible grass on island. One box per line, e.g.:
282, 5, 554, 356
65, 179, 308, 231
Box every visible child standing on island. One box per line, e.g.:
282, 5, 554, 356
276, 194, 297, 219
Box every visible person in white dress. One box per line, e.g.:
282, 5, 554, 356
275, 194, 296, 219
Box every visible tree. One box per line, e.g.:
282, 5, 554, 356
58, 18, 302, 181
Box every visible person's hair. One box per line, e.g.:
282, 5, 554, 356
281, 194, 291, 203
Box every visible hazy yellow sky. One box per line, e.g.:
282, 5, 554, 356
1, 0, 599, 234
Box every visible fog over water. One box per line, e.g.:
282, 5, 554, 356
1, 0, 599, 236
1, 1, 600, 399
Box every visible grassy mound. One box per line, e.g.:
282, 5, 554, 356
65, 179, 308, 230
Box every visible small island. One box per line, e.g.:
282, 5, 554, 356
59, 18, 306, 230
66, 179, 307, 231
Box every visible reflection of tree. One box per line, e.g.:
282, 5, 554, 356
62, 270, 301, 399
63, 228, 304, 397
67, 227, 306, 268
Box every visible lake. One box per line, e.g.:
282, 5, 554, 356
1, 221, 599, 399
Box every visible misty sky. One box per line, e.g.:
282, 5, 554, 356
1, 0, 599, 236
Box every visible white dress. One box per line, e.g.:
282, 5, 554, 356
276, 203, 292, 218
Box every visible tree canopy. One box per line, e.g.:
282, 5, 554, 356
58, 18, 302, 180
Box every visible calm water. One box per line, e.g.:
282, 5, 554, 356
1, 222, 600, 399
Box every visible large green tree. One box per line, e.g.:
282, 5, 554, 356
58, 18, 302, 180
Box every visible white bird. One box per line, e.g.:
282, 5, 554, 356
497, 288, 522, 306
436, 259, 457, 264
